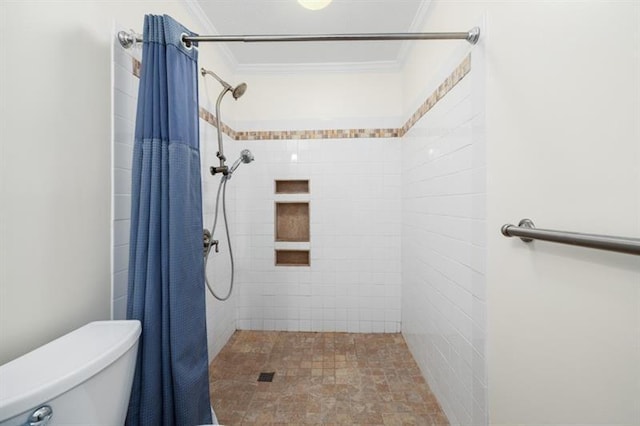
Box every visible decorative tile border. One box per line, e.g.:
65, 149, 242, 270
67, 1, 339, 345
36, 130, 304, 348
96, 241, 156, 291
235, 128, 399, 140
399, 54, 471, 137
199, 107, 237, 139
132, 57, 141, 78
131, 55, 471, 140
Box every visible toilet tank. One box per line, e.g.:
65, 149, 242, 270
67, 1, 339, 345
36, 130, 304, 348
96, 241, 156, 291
0, 320, 141, 426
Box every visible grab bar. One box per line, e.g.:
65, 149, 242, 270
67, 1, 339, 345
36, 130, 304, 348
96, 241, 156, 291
501, 219, 640, 256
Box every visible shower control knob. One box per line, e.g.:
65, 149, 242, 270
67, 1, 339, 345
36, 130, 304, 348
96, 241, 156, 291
203, 229, 220, 256
203, 229, 212, 256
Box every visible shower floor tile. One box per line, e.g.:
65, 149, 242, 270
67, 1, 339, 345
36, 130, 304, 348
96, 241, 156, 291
209, 331, 449, 425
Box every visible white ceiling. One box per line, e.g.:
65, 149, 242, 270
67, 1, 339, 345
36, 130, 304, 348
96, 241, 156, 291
194, 0, 431, 69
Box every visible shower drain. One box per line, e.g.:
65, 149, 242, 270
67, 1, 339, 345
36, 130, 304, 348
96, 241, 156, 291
257, 372, 275, 382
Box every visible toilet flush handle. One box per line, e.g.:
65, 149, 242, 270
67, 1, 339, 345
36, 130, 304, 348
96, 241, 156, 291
26, 405, 53, 426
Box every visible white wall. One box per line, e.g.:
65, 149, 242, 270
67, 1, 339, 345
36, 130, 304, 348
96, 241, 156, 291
403, 1, 640, 424
0, 0, 231, 364
230, 138, 403, 333
232, 70, 403, 131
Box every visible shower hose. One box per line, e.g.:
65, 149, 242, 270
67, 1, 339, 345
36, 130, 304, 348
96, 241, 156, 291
204, 174, 234, 301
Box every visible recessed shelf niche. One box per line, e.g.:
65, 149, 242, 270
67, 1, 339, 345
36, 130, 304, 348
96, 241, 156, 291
275, 249, 310, 267
275, 202, 310, 242
275, 179, 309, 194
274, 179, 310, 267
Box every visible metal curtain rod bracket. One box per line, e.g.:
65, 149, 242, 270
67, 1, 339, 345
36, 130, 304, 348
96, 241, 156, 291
501, 219, 640, 256
117, 27, 480, 49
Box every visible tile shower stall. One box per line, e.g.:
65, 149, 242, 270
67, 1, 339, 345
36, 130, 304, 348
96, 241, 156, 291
112, 37, 486, 424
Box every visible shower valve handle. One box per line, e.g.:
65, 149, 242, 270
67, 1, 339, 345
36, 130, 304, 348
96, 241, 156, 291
203, 229, 219, 256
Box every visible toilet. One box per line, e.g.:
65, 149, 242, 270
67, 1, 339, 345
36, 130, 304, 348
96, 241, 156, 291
0, 320, 141, 426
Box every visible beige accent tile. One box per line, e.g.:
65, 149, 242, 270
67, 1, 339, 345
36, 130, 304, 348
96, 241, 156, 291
132, 58, 141, 78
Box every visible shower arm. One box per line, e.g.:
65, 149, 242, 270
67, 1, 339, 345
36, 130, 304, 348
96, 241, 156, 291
211, 88, 230, 175
202, 68, 232, 91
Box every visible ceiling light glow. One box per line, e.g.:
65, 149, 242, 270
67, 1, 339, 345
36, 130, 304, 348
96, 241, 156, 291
297, 0, 332, 11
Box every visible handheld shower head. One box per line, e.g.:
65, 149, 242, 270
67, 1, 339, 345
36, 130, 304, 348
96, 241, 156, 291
240, 149, 254, 164
229, 149, 255, 175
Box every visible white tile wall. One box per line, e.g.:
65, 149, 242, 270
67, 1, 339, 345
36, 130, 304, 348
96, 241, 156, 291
401, 50, 487, 425
111, 34, 139, 321
228, 138, 402, 333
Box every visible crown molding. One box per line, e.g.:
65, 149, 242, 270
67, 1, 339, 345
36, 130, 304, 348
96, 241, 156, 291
395, 0, 432, 66
407, 0, 434, 38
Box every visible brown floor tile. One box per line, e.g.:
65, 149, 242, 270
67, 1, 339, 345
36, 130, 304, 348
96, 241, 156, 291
210, 331, 449, 425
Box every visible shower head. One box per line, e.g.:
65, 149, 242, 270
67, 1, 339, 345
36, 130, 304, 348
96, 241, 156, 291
204, 67, 249, 176
201, 68, 247, 100
240, 149, 254, 164
232, 83, 247, 100
229, 149, 255, 176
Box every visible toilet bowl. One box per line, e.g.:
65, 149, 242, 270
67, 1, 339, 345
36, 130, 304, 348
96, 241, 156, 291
0, 320, 141, 426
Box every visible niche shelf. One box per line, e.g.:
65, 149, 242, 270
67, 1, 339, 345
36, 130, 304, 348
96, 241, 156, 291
275, 179, 309, 194
275, 202, 310, 242
274, 179, 310, 268
275, 249, 310, 267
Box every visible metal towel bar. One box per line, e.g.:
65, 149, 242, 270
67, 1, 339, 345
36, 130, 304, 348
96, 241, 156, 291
501, 219, 640, 256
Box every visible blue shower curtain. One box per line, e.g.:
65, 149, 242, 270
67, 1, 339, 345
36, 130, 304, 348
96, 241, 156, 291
126, 15, 212, 426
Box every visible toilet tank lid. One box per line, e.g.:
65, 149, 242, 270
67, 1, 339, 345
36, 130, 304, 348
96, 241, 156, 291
0, 320, 141, 420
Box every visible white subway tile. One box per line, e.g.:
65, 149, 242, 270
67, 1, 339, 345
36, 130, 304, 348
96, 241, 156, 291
113, 296, 127, 320
114, 89, 136, 121
114, 116, 135, 146
114, 168, 132, 195
113, 270, 128, 300
114, 143, 133, 170
113, 195, 131, 220
113, 244, 129, 273
113, 63, 133, 96
402, 58, 486, 425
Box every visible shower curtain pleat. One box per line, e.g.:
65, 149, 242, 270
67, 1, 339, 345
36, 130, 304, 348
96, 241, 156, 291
126, 14, 212, 426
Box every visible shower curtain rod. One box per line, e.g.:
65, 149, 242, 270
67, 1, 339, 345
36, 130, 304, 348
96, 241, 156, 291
117, 27, 480, 49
